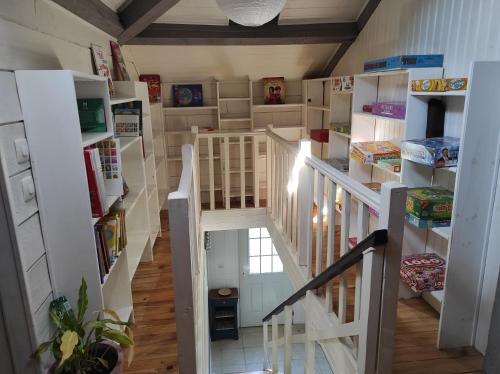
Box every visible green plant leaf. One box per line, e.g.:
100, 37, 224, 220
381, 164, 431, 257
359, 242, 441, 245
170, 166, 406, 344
31, 341, 52, 359
101, 329, 134, 348
77, 278, 88, 322
126, 327, 134, 367
49, 308, 62, 329
95, 357, 109, 369
102, 308, 126, 331
59, 330, 78, 367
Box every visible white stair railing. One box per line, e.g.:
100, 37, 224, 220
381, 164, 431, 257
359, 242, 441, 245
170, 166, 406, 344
263, 129, 406, 374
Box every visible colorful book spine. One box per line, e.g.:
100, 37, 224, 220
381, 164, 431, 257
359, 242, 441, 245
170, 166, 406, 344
84, 149, 105, 217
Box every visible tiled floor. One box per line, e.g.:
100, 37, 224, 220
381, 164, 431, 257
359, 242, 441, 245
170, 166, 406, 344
210, 325, 333, 374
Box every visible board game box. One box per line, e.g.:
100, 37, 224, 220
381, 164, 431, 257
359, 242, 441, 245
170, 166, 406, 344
406, 187, 454, 220
377, 159, 401, 172
405, 213, 451, 228
351, 141, 400, 164
364, 54, 444, 73
400, 253, 446, 293
401, 137, 460, 168
263, 77, 285, 104
372, 102, 406, 120
78, 99, 106, 133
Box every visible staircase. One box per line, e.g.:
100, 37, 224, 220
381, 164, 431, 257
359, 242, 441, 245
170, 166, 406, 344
169, 127, 407, 374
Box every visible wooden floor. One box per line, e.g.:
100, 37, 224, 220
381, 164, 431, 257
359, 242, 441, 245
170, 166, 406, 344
125, 212, 179, 374
125, 211, 483, 374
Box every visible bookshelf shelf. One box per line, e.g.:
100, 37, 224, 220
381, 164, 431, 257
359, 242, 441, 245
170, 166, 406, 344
431, 226, 451, 240
252, 103, 304, 111
331, 131, 351, 139
163, 106, 218, 112
371, 162, 401, 178
352, 112, 406, 123
127, 230, 150, 279
82, 132, 114, 147
119, 137, 141, 153
110, 96, 139, 106
123, 186, 146, 216
308, 105, 330, 112
219, 97, 251, 102
410, 91, 466, 97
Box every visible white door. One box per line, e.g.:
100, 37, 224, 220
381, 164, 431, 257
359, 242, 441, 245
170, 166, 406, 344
239, 227, 294, 327
476, 159, 500, 353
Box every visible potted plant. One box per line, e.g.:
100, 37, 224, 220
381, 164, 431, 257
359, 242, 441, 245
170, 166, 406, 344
32, 278, 134, 374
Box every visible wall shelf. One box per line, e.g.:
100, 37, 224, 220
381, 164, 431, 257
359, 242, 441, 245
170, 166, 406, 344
411, 91, 466, 97
110, 96, 139, 105
163, 106, 218, 112
82, 132, 114, 147
352, 112, 406, 123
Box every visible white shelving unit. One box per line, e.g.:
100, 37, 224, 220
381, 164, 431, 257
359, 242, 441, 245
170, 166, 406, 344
114, 81, 162, 246
15, 70, 135, 324
161, 78, 306, 207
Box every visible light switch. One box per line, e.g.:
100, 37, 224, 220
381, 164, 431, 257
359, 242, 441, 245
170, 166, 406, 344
14, 138, 30, 164
21, 176, 36, 202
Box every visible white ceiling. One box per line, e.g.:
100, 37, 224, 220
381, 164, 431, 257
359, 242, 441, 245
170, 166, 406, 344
101, 0, 367, 25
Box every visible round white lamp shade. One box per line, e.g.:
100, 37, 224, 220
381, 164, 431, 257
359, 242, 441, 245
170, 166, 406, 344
216, 0, 287, 27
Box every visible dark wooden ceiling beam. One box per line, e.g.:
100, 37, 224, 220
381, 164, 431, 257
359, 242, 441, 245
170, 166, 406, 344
51, 0, 123, 37
124, 22, 359, 46
118, 0, 182, 44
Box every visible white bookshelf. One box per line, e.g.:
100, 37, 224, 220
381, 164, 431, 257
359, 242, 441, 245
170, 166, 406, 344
114, 81, 162, 245
15, 70, 135, 325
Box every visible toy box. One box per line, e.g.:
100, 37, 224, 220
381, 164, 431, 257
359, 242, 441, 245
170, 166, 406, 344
372, 102, 406, 119
406, 187, 454, 220
351, 141, 400, 164
173, 84, 203, 107
329, 123, 350, 134
377, 159, 401, 172
444, 78, 467, 91
400, 253, 446, 293
310, 129, 329, 143
401, 137, 460, 167
364, 54, 444, 73
411, 79, 445, 92
263, 77, 285, 104
78, 99, 107, 133
405, 213, 451, 228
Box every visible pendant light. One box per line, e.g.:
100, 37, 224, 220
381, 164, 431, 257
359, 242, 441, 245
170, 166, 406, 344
216, 0, 287, 27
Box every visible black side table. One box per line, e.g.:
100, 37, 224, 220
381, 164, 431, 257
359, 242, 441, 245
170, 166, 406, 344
209, 288, 239, 341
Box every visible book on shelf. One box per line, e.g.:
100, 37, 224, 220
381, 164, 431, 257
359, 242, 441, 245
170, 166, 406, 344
97, 139, 124, 197
114, 108, 141, 137
95, 208, 127, 282
84, 148, 107, 218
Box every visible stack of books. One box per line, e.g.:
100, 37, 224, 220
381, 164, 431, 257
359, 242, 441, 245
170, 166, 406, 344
95, 209, 127, 283
84, 148, 107, 217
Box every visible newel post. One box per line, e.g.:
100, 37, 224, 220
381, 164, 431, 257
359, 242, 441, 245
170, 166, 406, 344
296, 139, 313, 271
376, 181, 407, 374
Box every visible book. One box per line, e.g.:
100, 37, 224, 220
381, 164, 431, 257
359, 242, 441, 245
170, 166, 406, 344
97, 139, 124, 197
172, 84, 203, 107
351, 141, 400, 164
263, 77, 285, 104
139, 74, 162, 103
84, 148, 107, 217
110, 41, 130, 81
91, 44, 114, 96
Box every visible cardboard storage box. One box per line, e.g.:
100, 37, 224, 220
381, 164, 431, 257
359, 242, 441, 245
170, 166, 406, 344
401, 137, 460, 168
406, 187, 454, 220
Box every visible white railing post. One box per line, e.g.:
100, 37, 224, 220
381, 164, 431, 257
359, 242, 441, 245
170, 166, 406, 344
266, 126, 273, 213
357, 246, 384, 374
315, 171, 324, 276
297, 139, 313, 271
239, 135, 246, 208
253, 136, 260, 208
325, 179, 337, 312
377, 182, 407, 374
284, 305, 293, 374
263, 321, 269, 370
207, 136, 215, 210
305, 291, 316, 374
339, 189, 351, 323
355, 201, 369, 322
272, 315, 279, 373
223, 136, 230, 209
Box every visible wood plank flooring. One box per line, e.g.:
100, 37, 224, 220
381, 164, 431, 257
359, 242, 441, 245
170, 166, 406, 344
125, 210, 483, 374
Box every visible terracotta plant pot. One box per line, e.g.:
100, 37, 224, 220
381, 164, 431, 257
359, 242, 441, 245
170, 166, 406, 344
47, 341, 123, 374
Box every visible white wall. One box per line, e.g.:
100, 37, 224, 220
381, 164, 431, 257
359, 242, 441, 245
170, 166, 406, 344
126, 44, 338, 82
207, 230, 240, 290
334, 0, 500, 77
0, 0, 138, 77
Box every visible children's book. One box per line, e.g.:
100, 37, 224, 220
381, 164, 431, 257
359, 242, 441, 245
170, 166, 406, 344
110, 41, 130, 81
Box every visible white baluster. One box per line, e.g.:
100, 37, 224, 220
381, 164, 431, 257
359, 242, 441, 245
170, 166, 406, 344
315, 172, 324, 277
224, 136, 230, 209
240, 135, 245, 208
263, 321, 269, 370
325, 179, 337, 312
284, 305, 293, 374
272, 315, 278, 373
253, 136, 260, 208
208, 137, 215, 210
355, 201, 369, 322
339, 189, 351, 323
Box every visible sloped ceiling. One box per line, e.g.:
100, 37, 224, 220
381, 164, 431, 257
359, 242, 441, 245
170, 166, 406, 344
125, 43, 339, 81
103, 0, 364, 81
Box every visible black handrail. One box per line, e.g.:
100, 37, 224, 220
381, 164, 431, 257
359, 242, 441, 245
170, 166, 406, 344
262, 229, 388, 322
